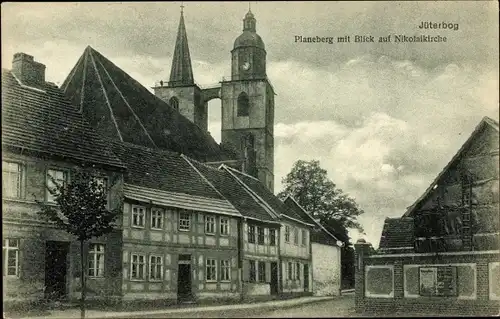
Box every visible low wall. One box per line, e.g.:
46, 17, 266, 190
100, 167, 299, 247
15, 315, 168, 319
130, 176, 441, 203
354, 241, 500, 316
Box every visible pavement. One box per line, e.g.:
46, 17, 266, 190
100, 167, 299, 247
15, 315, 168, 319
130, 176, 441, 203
14, 295, 347, 319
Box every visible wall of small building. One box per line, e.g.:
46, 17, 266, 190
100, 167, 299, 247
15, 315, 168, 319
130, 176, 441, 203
121, 201, 240, 302
311, 243, 341, 296
355, 244, 500, 316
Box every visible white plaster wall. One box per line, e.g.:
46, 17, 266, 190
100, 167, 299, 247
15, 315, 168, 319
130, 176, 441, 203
312, 243, 341, 296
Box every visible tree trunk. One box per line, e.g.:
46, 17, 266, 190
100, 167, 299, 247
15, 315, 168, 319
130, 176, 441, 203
80, 240, 86, 319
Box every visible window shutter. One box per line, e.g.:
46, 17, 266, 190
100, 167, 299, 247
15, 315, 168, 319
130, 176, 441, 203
242, 259, 249, 282
265, 262, 271, 283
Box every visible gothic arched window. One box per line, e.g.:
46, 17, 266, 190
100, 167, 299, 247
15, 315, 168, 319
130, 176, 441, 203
169, 96, 179, 111
237, 92, 250, 117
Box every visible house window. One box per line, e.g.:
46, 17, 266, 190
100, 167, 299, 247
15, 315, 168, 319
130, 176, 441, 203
179, 211, 190, 231
2, 161, 23, 199
294, 228, 299, 245
205, 215, 215, 234
258, 261, 266, 282
285, 226, 290, 243
248, 225, 256, 243
88, 244, 104, 278
301, 229, 307, 246
237, 92, 250, 117
419, 266, 458, 297
249, 260, 256, 282
132, 206, 145, 228
2, 239, 19, 277
257, 227, 265, 245
220, 218, 229, 236
46, 169, 68, 202
296, 262, 301, 281
206, 258, 217, 282
149, 255, 163, 281
130, 254, 146, 280
269, 229, 276, 246
288, 262, 293, 280
221, 260, 231, 281
151, 208, 163, 230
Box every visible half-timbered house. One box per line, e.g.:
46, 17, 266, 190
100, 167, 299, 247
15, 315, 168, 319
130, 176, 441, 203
355, 116, 499, 316
2, 53, 125, 304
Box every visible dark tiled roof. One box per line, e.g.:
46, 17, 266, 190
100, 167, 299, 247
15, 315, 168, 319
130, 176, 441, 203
61, 46, 231, 162
378, 217, 415, 249
1, 69, 124, 170
228, 168, 311, 225
109, 141, 223, 199
186, 159, 277, 222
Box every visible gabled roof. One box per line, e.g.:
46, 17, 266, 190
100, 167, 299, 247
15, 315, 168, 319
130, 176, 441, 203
109, 141, 224, 200
60, 46, 230, 162
185, 157, 278, 223
226, 167, 313, 226
403, 116, 499, 217
169, 10, 194, 86
1, 69, 124, 170
378, 217, 415, 250
284, 196, 341, 245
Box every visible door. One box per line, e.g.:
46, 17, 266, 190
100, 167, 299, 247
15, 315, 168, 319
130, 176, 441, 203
177, 255, 192, 302
45, 241, 69, 300
270, 262, 279, 295
303, 264, 309, 292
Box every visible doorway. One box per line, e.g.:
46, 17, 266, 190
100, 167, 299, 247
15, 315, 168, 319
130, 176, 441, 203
44, 241, 69, 300
270, 262, 279, 295
303, 264, 309, 292
177, 255, 192, 302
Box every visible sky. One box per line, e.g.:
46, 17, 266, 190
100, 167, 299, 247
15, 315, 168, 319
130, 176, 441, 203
2, 1, 498, 247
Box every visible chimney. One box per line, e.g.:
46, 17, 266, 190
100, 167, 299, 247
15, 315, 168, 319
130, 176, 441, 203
12, 53, 46, 87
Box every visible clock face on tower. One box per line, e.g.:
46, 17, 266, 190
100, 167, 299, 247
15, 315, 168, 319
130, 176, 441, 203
242, 61, 250, 71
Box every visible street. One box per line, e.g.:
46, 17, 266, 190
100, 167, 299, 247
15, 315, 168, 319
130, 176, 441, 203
118, 295, 355, 318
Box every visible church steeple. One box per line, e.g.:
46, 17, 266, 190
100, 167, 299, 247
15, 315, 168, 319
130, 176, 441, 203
168, 7, 194, 86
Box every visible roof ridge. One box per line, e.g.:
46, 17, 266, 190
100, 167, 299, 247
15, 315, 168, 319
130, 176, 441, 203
223, 164, 261, 181
222, 166, 280, 220
94, 53, 158, 148
181, 155, 239, 213
88, 48, 124, 142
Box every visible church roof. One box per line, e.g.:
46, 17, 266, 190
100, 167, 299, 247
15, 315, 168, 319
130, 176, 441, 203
60, 46, 229, 162
1, 69, 124, 170
185, 158, 279, 223
169, 10, 195, 87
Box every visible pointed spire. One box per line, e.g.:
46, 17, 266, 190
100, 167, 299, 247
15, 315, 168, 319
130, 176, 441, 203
169, 5, 194, 86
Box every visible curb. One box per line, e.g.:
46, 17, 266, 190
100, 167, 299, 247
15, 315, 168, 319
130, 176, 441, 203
21, 297, 335, 319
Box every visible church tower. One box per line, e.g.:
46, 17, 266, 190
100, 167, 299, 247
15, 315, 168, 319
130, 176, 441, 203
153, 7, 207, 131
221, 9, 275, 192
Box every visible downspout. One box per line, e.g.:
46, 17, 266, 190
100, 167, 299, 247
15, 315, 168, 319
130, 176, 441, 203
238, 218, 244, 302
